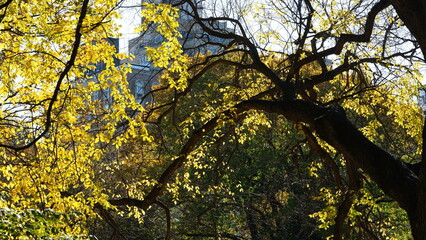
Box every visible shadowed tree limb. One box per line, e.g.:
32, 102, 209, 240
302, 126, 345, 191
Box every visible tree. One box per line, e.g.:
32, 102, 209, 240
1, 0, 426, 239
107, 0, 426, 238
168, 0, 426, 238
0, 0, 145, 237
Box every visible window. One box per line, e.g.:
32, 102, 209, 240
93, 89, 100, 101
139, 55, 150, 67
136, 81, 144, 99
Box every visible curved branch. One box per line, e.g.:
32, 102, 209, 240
152, 58, 254, 124
154, 200, 171, 240
184, 0, 294, 98
109, 112, 229, 210
0, 0, 90, 150
0, 0, 13, 22
296, 0, 391, 68
94, 203, 127, 240
302, 126, 345, 191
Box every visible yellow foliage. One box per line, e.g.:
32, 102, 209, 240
0, 0, 172, 236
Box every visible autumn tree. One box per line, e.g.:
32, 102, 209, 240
150, 0, 426, 238
0, 0, 145, 238
2, 0, 426, 239
105, 0, 426, 239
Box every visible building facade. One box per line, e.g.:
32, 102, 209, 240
93, 1, 231, 105
124, 0, 233, 104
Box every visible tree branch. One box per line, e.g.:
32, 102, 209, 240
154, 200, 171, 240
0, 0, 90, 150
296, 0, 391, 68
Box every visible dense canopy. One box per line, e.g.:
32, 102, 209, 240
1, 0, 426, 239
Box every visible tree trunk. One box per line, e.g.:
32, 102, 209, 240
410, 120, 426, 239
411, 196, 426, 239
390, 0, 426, 237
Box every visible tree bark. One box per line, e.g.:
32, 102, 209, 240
390, 0, 426, 57
389, 1, 426, 238
410, 119, 426, 239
